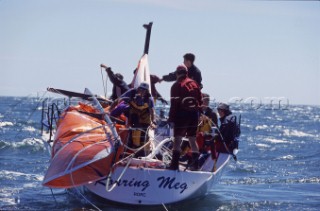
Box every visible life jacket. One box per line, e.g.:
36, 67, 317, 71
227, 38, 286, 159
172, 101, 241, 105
127, 100, 151, 151
197, 114, 213, 133
128, 101, 151, 125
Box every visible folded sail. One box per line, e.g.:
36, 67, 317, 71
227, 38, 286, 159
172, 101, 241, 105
42, 104, 126, 188
131, 54, 151, 92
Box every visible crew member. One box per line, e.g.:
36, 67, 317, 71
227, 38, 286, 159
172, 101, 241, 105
162, 53, 203, 89
167, 65, 202, 171
100, 64, 130, 101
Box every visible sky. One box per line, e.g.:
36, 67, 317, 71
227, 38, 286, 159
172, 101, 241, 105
1, 0, 319, 106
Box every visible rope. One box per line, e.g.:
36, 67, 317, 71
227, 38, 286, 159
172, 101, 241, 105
106, 154, 134, 192
162, 203, 169, 211
50, 188, 58, 205
73, 188, 102, 211
67, 137, 114, 211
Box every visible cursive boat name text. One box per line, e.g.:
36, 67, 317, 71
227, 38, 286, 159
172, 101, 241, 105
97, 176, 188, 194
157, 176, 188, 193
109, 178, 150, 191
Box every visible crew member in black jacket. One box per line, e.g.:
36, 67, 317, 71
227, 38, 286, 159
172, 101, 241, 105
215, 103, 239, 153
162, 53, 203, 89
100, 64, 130, 101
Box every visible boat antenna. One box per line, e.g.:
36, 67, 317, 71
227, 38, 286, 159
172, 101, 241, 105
143, 22, 153, 54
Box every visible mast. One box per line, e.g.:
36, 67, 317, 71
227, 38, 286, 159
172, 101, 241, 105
143, 22, 153, 54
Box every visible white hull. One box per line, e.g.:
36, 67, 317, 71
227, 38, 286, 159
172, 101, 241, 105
84, 153, 232, 205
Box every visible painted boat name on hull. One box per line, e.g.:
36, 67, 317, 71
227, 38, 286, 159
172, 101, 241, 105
97, 176, 188, 194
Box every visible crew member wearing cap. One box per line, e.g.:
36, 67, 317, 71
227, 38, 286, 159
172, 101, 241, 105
100, 64, 130, 101
110, 82, 155, 157
131, 69, 168, 105
198, 93, 218, 132
167, 65, 202, 171
215, 103, 239, 153
162, 53, 203, 89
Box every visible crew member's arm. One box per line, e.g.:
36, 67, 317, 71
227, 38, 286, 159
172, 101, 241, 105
100, 64, 117, 84
162, 72, 177, 82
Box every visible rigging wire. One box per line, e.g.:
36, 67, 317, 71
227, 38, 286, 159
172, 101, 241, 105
100, 67, 107, 99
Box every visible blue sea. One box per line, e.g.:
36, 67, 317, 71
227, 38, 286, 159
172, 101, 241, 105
0, 96, 319, 211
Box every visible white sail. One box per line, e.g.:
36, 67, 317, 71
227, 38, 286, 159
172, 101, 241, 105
131, 54, 151, 93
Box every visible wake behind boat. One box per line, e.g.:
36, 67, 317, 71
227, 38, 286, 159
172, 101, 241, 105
41, 22, 238, 206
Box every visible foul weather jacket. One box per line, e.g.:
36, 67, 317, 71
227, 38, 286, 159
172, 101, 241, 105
105, 67, 130, 101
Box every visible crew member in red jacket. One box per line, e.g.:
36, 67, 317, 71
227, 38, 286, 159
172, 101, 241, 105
167, 65, 202, 171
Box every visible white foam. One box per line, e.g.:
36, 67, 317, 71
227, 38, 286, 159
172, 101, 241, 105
22, 126, 36, 132
0, 121, 14, 127
255, 125, 268, 130
0, 170, 26, 177
23, 182, 40, 188
283, 129, 314, 138
11, 138, 46, 151
256, 143, 270, 148
265, 138, 289, 144
0, 193, 19, 205
0, 170, 44, 181
291, 107, 304, 112
280, 155, 294, 160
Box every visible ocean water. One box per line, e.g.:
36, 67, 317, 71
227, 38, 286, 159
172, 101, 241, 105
0, 96, 319, 211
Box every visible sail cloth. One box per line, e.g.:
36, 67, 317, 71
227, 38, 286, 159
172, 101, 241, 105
131, 54, 152, 93
43, 54, 152, 189
42, 104, 126, 188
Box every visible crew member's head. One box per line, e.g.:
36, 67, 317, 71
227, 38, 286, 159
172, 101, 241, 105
217, 102, 230, 117
183, 53, 195, 68
137, 82, 150, 96
175, 64, 188, 80
115, 73, 124, 81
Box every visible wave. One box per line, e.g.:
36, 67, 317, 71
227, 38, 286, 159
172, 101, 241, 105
256, 143, 271, 148
275, 155, 294, 160
22, 126, 36, 132
221, 176, 320, 185
264, 138, 289, 144
255, 125, 268, 130
0, 121, 14, 127
0, 170, 44, 182
0, 187, 21, 206
232, 161, 258, 173
283, 129, 315, 138
0, 138, 47, 152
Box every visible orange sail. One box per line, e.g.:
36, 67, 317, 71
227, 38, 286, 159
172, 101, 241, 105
42, 103, 127, 188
